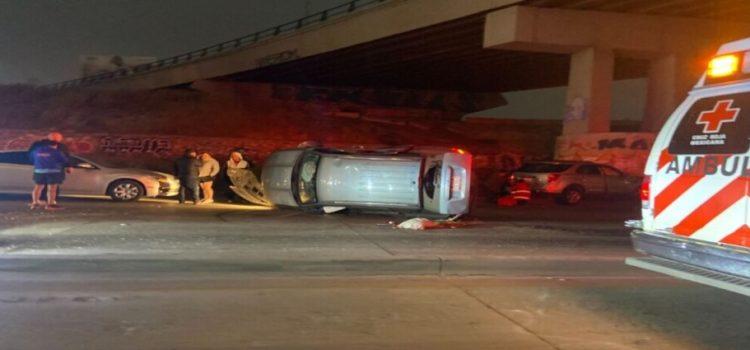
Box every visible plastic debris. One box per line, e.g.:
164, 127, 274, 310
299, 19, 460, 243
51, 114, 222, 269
322, 206, 347, 214
397, 218, 438, 230
396, 215, 468, 230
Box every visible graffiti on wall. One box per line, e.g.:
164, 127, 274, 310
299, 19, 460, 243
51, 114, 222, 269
100, 136, 171, 155
0, 132, 98, 154
555, 132, 656, 175
596, 137, 649, 151
563, 96, 588, 122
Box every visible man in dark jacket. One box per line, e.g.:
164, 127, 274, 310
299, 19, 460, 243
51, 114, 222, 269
174, 149, 201, 204
28, 132, 71, 210
28, 132, 70, 158
29, 141, 69, 210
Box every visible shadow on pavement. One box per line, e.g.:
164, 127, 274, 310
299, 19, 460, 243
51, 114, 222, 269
573, 285, 750, 349
471, 196, 640, 223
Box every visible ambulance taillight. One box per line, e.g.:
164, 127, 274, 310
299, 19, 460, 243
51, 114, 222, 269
640, 175, 650, 207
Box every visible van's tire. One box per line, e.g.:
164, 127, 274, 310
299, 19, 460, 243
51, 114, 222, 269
559, 185, 585, 205
108, 180, 144, 202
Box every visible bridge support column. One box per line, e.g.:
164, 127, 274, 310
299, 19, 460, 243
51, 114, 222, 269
642, 55, 678, 132
563, 47, 613, 135
484, 5, 750, 133
642, 54, 706, 132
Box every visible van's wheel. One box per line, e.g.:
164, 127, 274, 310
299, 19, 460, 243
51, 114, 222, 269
559, 186, 584, 205
108, 180, 144, 202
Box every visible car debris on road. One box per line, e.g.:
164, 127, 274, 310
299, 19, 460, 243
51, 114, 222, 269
227, 168, 272, 206
395, 216, 468, 230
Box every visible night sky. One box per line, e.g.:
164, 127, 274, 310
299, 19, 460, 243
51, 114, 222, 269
0, 0, 343, 84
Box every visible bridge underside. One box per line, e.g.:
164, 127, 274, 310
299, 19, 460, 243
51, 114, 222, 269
76, 0, 750, 135
218, 14, 647, 93
218, 0, 750, 93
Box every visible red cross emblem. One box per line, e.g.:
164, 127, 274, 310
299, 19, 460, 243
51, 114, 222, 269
696, 99, 740, 133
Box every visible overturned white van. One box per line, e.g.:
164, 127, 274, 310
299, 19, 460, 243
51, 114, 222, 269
258, 147, 472, 216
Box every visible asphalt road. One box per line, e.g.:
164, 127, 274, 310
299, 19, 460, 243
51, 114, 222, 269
0, 195, 747, 350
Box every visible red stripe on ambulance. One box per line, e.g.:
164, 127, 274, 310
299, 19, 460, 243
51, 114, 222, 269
657, 149, 674, 170
721, 225, 750, 246
653, 170, 704, 217
672, 178, 746, 236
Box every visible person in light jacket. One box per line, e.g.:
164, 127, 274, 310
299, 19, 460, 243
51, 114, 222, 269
226, 151, 249, 176
224, 151, 249, 202
198, 152, 220, 204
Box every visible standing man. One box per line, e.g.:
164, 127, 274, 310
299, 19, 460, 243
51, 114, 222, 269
198, 152, 220, 204
174, 149, 201, 205
29, 140, 69, 210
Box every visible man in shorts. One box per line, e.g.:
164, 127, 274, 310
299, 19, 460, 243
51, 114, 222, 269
29, 140, 69, 210
197, 152, 220, 204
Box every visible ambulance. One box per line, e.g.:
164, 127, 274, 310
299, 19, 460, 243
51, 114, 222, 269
626, 37, 750, 296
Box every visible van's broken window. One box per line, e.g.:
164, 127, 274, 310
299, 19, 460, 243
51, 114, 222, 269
297, 152, 320, 204
669, 92, 750, 155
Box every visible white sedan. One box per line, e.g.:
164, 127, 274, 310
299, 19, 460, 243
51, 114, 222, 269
0, 150, 180, 201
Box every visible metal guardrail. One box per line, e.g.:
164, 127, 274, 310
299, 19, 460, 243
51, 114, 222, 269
48, 0, 389, 89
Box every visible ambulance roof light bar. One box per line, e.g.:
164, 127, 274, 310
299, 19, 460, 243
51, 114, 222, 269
707, 54, 740, 78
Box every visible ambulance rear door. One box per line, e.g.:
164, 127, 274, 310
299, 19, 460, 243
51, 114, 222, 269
651, 86, 750, 248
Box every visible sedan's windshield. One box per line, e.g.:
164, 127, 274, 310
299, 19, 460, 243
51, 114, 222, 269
296, 152, 320, 204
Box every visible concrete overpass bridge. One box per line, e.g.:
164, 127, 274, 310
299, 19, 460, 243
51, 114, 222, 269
51, 0, 750, 134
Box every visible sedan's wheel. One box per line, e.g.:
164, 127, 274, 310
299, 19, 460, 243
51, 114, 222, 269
108, 180, 144, 202
561, 186, 584, 205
